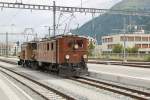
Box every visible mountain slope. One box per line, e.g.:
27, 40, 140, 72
112, 0, 150, 10
72, 0, 150, 43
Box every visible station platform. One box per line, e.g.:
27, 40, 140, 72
0, 71, 33, 100
0, 56, 18, 63
88, 63, 150, 89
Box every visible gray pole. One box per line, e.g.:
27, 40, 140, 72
81, 0, 82, 8
53, 1, 56, 36
123, 17, 127, 62
6, 32, 8, 57
92, 13, 95, 35
48, 27, 51, 37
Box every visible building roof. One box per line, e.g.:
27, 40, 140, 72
102, 33, 150, 38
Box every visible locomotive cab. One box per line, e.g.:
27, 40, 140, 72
18, 41, 37, 67
57, 35, 88, 76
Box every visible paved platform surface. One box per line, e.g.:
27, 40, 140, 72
0, 72, 33, 100
0, 56, 18, 62
88, 63, 150, 88
88, 63, 150, 80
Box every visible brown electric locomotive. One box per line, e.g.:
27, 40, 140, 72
18, 34, 88, 76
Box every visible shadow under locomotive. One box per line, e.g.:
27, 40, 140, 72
18, 34, 89, 77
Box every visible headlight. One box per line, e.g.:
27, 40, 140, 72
74, 44, 79, 49
65, 55, 70, 59
83, 55, 87, 59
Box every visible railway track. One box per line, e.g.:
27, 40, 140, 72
0, 62, 74, 100
71, 77, 150, 100
88, 60, 150, 68
1, 57, 150, 68
1, 58, 150, 100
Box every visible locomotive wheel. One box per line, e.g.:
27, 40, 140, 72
31, 62, 38, 70
58, 65, 65, 76
18, 61, 22, 65
23, 63, 26, 67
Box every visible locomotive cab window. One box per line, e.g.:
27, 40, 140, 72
77, 40, 83, 48
51, 42, 54, 50
47, 43, 49, 51
31, 43, 37, 50
68, 41, 73, 48
67, 40, 83, 48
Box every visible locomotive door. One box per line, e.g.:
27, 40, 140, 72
49, 40, 57, 63
22, 50, 25, 59
56, 40, 58, 63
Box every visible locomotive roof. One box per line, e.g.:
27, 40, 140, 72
40, 34, 88, 42
22, 34, 88, 44
22, 40, 38, 45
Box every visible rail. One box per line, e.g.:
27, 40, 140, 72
0, 57, 150, 99
88, 60, 150, 68
0, 60, 74, 100
71, 77, 150, 100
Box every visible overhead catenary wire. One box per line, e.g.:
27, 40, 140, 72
0, 1, 150, 38
56, 12, 63, 34
67, 13, 75, 33
55, 12, 76, 34
0, 2, 149, 16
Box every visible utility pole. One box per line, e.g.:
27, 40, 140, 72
91, 13, 95, 37
48, 27, 51, 37
123, 17, 127, 62
81, 0, 83, 8
6, 32, 8, 57
15, 0, 22, 3
53, 1, 56, 36
76, 24, 79, 33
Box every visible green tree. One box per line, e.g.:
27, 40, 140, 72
126, 47, 139, 53
145, 55, 150, 61
126, 47, 132, 53
88, 41, 95, 56
112, 44, 123, 53
131, 47, 139, 53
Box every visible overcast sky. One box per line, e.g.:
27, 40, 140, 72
0, 0, 122, 42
